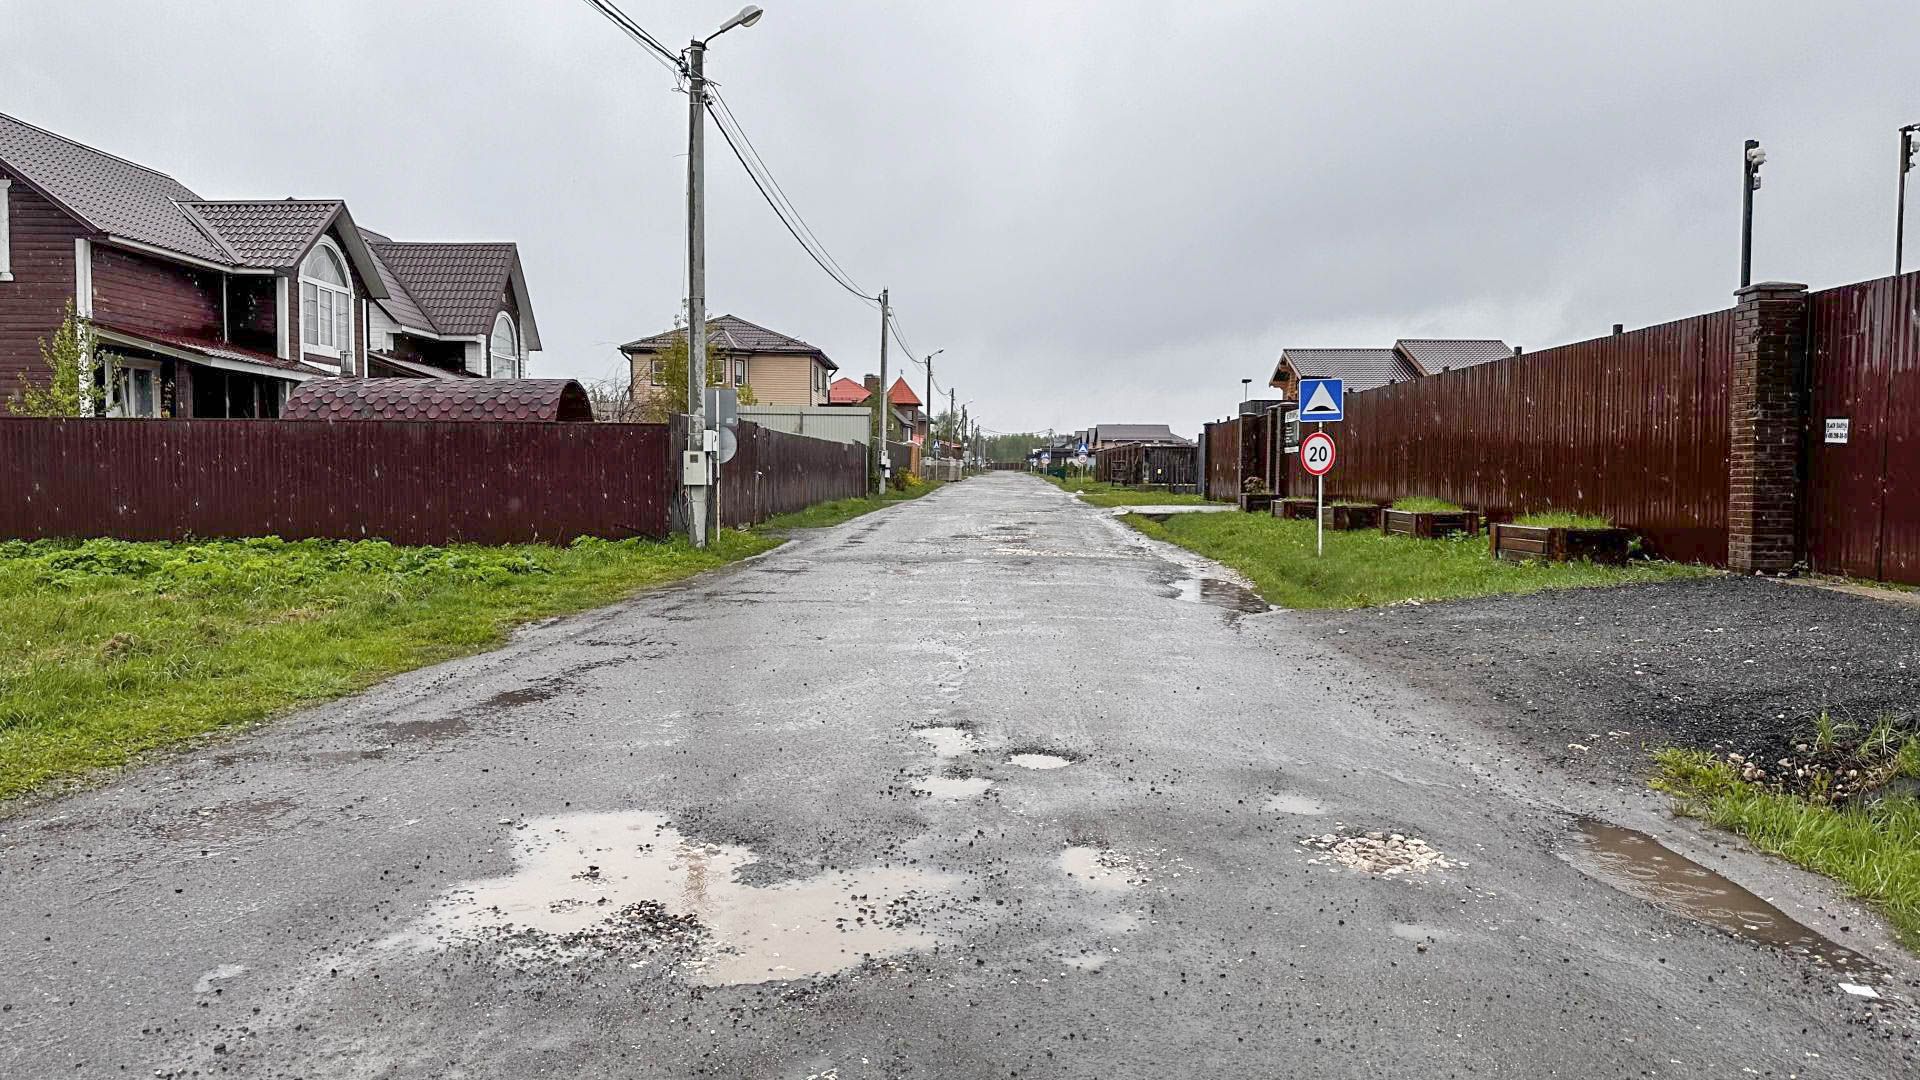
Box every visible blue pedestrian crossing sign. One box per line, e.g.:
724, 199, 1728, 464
1298, 377, 1344, 422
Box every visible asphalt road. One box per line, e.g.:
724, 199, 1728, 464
3, 474, 1913, 1078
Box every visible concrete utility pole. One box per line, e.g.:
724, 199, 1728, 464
949, 388, 957, 457
873, 288, 889, 494
683, 39, 712, 548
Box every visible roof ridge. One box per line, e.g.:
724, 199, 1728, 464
170, 201, 244, 264
0, 111, 202, 197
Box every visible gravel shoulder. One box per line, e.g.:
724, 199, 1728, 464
1306, 575, 1920, 784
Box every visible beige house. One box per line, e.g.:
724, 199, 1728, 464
621, 314, 837, 408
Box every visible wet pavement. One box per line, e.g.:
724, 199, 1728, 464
2, 474, 1915, 1078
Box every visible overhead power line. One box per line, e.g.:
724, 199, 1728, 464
577, 0, 682, 75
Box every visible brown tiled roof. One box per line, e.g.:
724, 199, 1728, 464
181, 200, 343, 268
359, 230, 434, 331
1272, 348, 1421, 393
283, 378, 592, 422
623, 315, 838, 371
828, 377, 869, 404
366, 241, 519, 336
1093, 423, 1183, 444
1393, 338, 1513, 374
92, 322, 312, 375
0, 111, 231, 264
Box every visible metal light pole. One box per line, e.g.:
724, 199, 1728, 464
1899, 124, 1918, 276
1240, 377, 1251, 408
1741, 139, 1765, 289
681, 5, 764, 548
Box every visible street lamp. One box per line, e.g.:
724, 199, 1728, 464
1741, 139, 1765, 288
1241, 377, 1252, 408
922, 348, 944, 452
1898, 124, 1918, 276
683, 5, 765, 547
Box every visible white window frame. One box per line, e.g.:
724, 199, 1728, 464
298, 238, 352, 360
733, 356, 747, 388
106, 357, 163, 418
490, 312, 519, 379
0, 177, 12, 281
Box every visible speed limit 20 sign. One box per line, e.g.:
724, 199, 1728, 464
1300, 431, 1337, 476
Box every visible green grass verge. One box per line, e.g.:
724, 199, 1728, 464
0, 532, 777, 802
1392, 497, 1466, 513
756, 479, 944, 530
1653, 748, 1920, 948
1042, 475, 1210, 507
1122, 511, 1710, 609
1514, 510, 1613, 529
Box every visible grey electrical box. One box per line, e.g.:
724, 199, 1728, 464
682, 450, 710, 486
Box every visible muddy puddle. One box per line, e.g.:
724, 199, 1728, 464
915, 775, 995, 800
1171, 577, 1269, 613
1571, 820, 1878, 976
385, 811, 959, 986
916, 727, 975, 758
1009, 753, 1072, 770
1265, 793, 1326, 815
1060, 846, 1139, 893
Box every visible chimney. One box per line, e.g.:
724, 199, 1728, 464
1612, 323, 1624, 335
862, 374, 880, 397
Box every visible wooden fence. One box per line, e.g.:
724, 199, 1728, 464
1, 415, 874, 545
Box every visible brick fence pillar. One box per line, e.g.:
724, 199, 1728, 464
1727, 281, 1808, 575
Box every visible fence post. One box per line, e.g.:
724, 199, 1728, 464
1727, 280, 1808, 575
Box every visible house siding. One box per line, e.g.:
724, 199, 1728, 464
90, 244, 223, 340
746, 353, 816, 406
0, 170, 86, 403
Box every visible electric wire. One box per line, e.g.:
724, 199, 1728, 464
577, 0, 683, 75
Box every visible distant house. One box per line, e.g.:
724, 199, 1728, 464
0, 111, 540, 416
1091, 423, 1190, 449
824, 374, 919, 442
1268, 339, 1512, 396
621, 314, 837, 408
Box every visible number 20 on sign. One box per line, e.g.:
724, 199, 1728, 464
1300, 431, 1337, 557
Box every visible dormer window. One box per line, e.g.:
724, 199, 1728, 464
299, 241, 351, 356
491, 312, 519, 379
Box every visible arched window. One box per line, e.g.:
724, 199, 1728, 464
299, 240, 351, 356
491, 312, 519, 379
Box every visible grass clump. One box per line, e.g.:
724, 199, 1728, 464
1122, 511, 1708, 609
1393, 497, 1466, 513
1514, 509, 1613, 529
0, 533, 776, 801
1043, 475, 1208, 507
1653, 748, 1920, 948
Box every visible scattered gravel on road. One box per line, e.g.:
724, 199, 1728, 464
1299, 830, 1459, 875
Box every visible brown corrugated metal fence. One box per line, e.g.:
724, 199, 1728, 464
0, 418, 675, 544
1311, 309, 1736, 565
716, 421, 870, 527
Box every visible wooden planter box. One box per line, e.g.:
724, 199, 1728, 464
1275, 498, 1319, 520
1239, 493, 1278, 514
1381, 509, 1482, 539
1489, 523, 1632, 565
1320, 504, 1383, 530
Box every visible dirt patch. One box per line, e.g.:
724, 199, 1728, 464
1310, 577, 1920, 782
374, 718, 471, 744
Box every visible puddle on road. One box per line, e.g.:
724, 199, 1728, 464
1171, 577, 1269, 613
1060, 846, 1138, 893
1009, 753, 1072, 770
1572, 820, 1878, 975
916, 727, 975, 758
386, 811, 959, 986
915, 775, 995, 800
375, 718, 472, 744
483, 685, 559, 708
1265, 793, 1327, 815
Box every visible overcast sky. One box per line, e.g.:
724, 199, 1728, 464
4, 2, 1916, 435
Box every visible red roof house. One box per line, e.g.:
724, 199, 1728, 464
828, 376, 870, 405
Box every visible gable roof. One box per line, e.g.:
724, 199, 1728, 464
1272, 348, 1421, 393
828, 377, 870, 404
888, 377, 922, 408
622, 315, 837, 371
0, 111, 230, 264
1094, 423, 1184, 444
365, 240, 538, 348
1393, 338, 1513, 374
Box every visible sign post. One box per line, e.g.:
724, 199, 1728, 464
1299, 430, 1337, 557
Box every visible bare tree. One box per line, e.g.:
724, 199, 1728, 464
584, 377, 650, 422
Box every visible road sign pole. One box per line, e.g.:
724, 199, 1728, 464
1315, 422, 1324, 557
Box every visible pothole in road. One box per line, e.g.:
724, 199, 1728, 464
1060, 846, 1144, 892
1265, 793, 1327, 815
382, 811, 960, 986
1569, 819, 1880, 979
374, 718, 471, 743
1171, 577, 1269, 613
1009, 753, 1073, 770
915, 727, 975, 758
915, 775, 995, 800
1299, 830, 1458, 876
